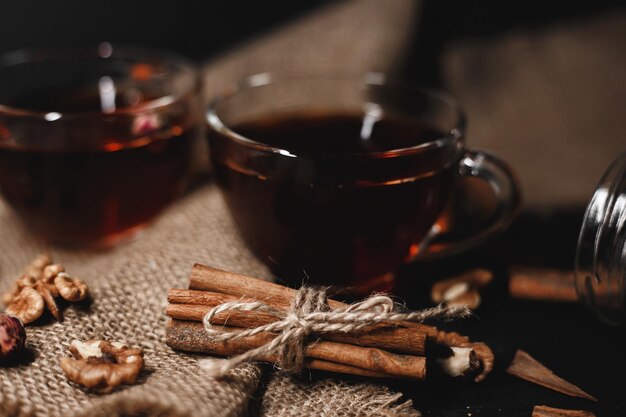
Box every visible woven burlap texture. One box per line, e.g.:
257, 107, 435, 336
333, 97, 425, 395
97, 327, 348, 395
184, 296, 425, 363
0, 185, 419, 417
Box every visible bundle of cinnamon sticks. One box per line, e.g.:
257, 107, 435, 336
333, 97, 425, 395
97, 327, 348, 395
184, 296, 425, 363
165, 264, 493, 381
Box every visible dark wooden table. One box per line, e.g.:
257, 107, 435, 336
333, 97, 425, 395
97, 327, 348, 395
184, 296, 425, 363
2, 2, 625, 415
385, 209, 625, 417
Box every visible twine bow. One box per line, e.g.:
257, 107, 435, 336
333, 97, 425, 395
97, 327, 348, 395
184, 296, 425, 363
200, 287, 470, 377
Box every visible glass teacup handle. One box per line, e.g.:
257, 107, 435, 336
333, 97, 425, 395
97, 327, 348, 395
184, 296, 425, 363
415, 149, 521, 259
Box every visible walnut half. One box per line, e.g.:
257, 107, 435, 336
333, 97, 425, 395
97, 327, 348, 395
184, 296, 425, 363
2, 254, 90, 325
5, 286, 44, 324
431, 268, 493, 310
54, 273, 89, 302
60, 340, 144, 393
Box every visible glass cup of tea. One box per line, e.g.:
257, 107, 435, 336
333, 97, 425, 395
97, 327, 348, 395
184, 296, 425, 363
207, 73, 520, 294
0, 45, 201, 247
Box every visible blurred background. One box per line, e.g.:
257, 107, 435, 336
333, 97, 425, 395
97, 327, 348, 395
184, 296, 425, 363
2, 0, 624, 209
2, 2, 625, 415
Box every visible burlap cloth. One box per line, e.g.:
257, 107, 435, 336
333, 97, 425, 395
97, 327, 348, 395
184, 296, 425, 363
0, 186, 419, 417
3, 0, 626, 414
0, 2, 423, 415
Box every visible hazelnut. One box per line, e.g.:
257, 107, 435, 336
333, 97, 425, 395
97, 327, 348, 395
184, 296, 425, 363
60, 340, 144, 393
5, 286, 44, 324
0, 313, 26, 361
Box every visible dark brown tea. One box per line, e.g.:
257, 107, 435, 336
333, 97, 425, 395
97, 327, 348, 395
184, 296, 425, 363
210, 112, 458, 292
0, 87, 196, 246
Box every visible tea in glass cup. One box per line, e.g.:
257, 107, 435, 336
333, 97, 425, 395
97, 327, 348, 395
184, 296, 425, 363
207, 73, 520, 293
0, 45, 201, 247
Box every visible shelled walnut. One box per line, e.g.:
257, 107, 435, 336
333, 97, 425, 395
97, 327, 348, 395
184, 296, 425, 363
55, 274, 89, 302
431, 268, 493, 310
5, 287, 45, 324
2, 254, 90, 324
2, 274, 37, 306
60, 340, 144, 393
41, 264, 64, 297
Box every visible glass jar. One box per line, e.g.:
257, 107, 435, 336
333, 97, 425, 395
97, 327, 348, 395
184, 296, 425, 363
575, 153, 626, 325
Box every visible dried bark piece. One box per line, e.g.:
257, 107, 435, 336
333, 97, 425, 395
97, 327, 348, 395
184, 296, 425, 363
533, 405, 595, 417
5, 286, 44, 324
60, 340, 144, 393
506, 350, 596, 401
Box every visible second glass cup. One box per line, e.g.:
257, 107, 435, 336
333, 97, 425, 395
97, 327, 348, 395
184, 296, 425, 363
207, 73, 520, 293
0, 45, 201, 247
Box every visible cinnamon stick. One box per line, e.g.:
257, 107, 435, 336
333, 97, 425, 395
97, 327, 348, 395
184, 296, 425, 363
166, 320, 426, 380
167, 289, 427, 355
189, 264, 345, 308
167, 320, 391, 379
532, 405, 595, 417
166, 303, 276, 327
188, 264, 439, 339
509, 267, 577, 302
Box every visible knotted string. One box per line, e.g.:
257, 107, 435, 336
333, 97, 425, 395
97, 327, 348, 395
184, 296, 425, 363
200, 287, 470, 377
